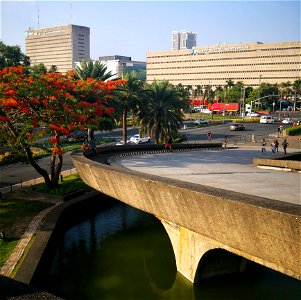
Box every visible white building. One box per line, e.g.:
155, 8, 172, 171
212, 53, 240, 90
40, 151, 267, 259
98, 55, 146, 81
172, 30, 197, 50
25, 24, 90, 73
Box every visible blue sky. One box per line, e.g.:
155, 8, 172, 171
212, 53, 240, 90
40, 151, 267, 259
1, 1, 300, 61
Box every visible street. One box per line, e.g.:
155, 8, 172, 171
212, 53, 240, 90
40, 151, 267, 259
0, 120, 297, 189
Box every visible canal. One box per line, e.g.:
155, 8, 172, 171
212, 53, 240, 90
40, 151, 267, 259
33, 195, 300, 300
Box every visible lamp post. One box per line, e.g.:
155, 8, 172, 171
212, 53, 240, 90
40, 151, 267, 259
241, 87, 245, 118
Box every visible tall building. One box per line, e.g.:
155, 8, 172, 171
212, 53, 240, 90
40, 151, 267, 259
172, 30, 197, 50
98, 55, 146, 81
148, 41, 301, 87
25, 24, 90, 73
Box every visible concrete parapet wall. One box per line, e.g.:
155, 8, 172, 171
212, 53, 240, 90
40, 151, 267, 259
71, 145, 301, 282
253, 157, 301, 171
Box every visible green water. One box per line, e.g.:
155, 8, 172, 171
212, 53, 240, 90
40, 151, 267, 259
34, 197, 301, 300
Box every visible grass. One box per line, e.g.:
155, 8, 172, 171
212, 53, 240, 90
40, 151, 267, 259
0, 195, 54, 268
0, 173, 92, 269
30, 173, 93, 196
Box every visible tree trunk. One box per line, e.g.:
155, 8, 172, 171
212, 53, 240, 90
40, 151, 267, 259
6, 121, 54, 188
24, 144, 53, 188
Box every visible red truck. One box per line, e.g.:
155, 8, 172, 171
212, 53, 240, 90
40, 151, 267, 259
208, 103, 239, 112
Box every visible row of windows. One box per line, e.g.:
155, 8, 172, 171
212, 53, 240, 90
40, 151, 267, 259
147, 69, 301, 76
148, 62, 300, 71
147, 54, 299, 64
149, 46, 301, 58
149, 76, 299, 82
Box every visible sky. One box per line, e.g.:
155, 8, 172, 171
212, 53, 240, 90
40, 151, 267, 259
1, 0, 300, 61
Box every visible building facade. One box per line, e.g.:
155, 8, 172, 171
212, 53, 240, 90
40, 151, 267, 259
172, 31, 197, 50
98, 55, 146, 81
147, 41, 301, 87
25, 24, 90, 73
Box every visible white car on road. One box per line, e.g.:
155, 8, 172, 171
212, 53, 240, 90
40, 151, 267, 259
282, 118, 293, 124
130, 134, 150, 144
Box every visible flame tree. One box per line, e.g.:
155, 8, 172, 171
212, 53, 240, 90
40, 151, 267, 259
0, 66, 124, 188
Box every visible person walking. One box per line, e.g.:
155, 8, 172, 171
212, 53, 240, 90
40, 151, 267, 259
274, 139, 279, 152
224, 136, 228, 148
207, 131, 212, 141
261, 139, 267, 152
282, 139, 289, 154
165, 135, 173, 152
271, 141, 276, 153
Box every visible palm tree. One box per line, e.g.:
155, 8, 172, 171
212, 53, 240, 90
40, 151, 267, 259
139, 81, 184, 144
74, 59, 114, 81
113, 73, 146, 144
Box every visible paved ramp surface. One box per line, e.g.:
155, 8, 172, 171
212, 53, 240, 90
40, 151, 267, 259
117, 147, 300, 205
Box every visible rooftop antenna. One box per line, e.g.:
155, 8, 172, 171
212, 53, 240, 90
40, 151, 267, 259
70, 1, 73, 24
36, 1, 40, 28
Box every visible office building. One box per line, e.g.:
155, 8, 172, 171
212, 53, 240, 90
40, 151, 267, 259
172, 30, 197, 50
147, 41, 301, 87
25, 24, 90, 73
98, 55, 146, 81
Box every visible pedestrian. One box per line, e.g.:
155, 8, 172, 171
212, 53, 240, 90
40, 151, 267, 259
277, 126, 281, 135
271, 141, 276, 153
82, 136, 89, 151
274, 139, 279, 152
165, 135, 173, 152
282, 139, 289, 154
261, 139, 267, 152
224, 136, 228, 148
89, 137, 98, 154
207, 131, 212, 141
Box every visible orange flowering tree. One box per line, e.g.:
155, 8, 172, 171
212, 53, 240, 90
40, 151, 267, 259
0, 66, 125, 188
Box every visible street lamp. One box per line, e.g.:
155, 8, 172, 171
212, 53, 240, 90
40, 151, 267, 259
241, 87, 245, 118
273, 101, 275, 112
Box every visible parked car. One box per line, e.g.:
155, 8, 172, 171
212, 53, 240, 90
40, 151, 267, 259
230, 123, 245, 131
282, 118, 293, 124
246, 111, 260, 117
129, 134, 150, 144
260, 116, 274, 124
194, 118, 209, 125
67, 130, 88, 142
116, 140, 133, 145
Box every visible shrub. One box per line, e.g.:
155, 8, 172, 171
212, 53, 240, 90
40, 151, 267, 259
285, 125, 301, 136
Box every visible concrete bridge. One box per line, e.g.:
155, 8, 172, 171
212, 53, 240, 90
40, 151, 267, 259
70, 143, 301, 283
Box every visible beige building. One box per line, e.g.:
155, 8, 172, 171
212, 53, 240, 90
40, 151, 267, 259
25, 24, 90, 73
147, 41, 301, 87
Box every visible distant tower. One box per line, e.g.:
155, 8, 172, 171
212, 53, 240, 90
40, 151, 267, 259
172, 30, 197, 50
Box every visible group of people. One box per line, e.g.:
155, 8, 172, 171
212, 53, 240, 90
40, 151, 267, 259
82, 136, 98, 154
261, 138, 289, 154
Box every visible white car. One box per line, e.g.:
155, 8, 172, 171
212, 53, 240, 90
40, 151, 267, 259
129, 134, 150, 144
260, 116, 274, 124
246, 112, 259, 117
194, 118, 209, 125
282, 118, 293, 124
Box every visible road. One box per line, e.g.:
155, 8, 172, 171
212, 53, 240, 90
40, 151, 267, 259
0, 121, 296, 189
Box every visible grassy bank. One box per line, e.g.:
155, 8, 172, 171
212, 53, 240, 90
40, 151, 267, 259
0, 173, 92, 268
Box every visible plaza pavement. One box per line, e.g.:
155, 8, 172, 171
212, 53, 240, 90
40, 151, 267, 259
116, 145, 301, 206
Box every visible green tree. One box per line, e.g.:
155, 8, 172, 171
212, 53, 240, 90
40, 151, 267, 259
74, 59, 114, 81
0, 41, 30, 69
31, 63, 47, 75
113, 73, 146, 144
139, 81, 184, 144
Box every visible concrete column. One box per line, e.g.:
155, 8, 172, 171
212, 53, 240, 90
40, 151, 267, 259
161, 220, 218, 283
161, 219, 248, 283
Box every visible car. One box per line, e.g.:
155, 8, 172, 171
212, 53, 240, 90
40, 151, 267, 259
246, 112, 260, 117
282, 118, 293, 124
200, 108, 212, 114
116, 140, 133, 145
66, 130, 88, 142
193, 118, 209, 125
230, 123, 246, 131
129, 134, 150, 144
260, 116, 274, 124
